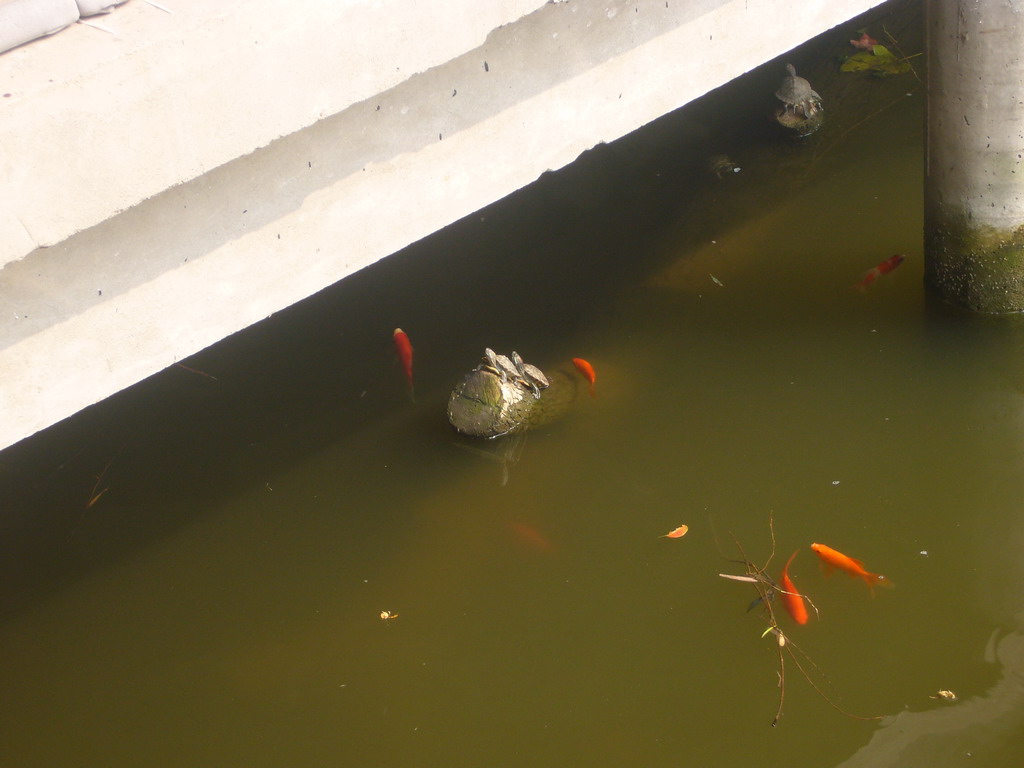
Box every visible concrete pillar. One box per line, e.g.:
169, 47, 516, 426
925, 0, 1024, 313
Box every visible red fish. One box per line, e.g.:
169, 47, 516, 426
572, 357, 597, 398
853, 254, 905, 290
393, 328, 414, 399
779, 551, 808, 624
511, 522, 554, 552
811, 542, 891, 592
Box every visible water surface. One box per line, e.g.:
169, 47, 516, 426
3, 5, 1024, 766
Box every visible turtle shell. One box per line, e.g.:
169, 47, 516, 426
520, 362, 549, 389
775, 63, 818, 104
493, 353, 519, 380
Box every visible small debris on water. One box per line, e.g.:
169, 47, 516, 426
719, 573, 759, 583
831, 480, 840, 485
919, 550, 928, 556
762, 626, 786, 646
930, 689, 957, 702
662, 524, 688, 538
380, 610, 399, 621
709, 274, 724, 287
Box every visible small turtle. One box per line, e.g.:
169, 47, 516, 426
482, 348, 521, 384
707, 154, 741, 178
519, 360, 549, 391
494, 353, 519, 382
775, 63, 822, 118
511, 351, 549, 399
481, 348, 502, 378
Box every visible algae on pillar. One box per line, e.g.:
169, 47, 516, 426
925, 0, 1024, 313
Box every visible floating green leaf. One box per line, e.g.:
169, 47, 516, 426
840, 44, 911, 76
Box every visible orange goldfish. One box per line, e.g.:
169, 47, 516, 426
393, 328, 414, 399
572, 357, 597, 398
853, 254, 905, 290
779, 551, 808, 624
811, 542, 891, 592
511, 522, 554, 552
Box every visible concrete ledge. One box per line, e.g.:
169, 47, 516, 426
0, 0, 78, 57
0, 0, 884, 452
1, 0, 548, 266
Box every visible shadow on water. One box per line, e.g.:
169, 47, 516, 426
6, 1, 1024, 766
0, 129, 703, 620
0, 8, 852, 620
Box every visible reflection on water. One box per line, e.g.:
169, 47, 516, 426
453, 430, 529, 487
838, 619, 1024, 767
4, 2, 1024, 766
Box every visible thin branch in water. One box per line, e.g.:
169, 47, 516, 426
773, 640, 786, 726
85, 460, 112, 510
722, 519, 884, 725
86, 487, 109, 509
882, 24, 922, 83
774, 584, 822, 622
810, 91, 915, 168
175, 363, 219, 381
765, 510, 778, 572
783, 638, 883, 722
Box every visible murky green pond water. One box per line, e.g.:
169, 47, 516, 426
4, 5, 1024, 766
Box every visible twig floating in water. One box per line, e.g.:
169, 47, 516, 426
175, 363, 219, 381
721, 516, 884, 725
85, 460, 112, 510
